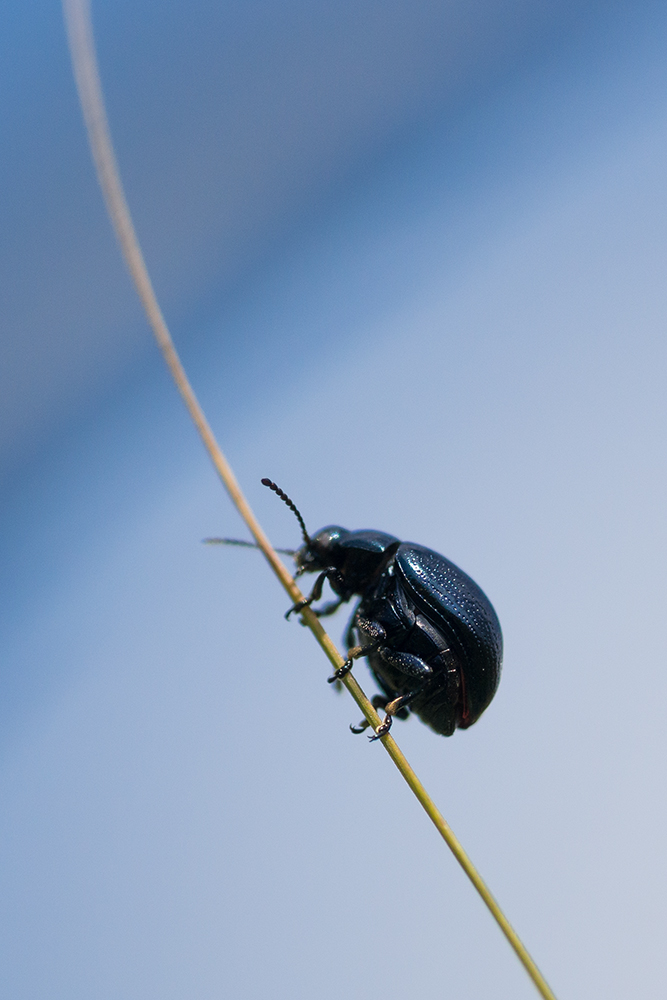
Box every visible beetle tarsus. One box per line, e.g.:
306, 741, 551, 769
285, 568, 334, 620
369, 714, 393, 740
285, 597, 311, 620
328, 660, 353, 683
349, 695, 390, 736
367, 693, 413, 740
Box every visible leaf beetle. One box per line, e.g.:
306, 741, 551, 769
262, 479, 502, 740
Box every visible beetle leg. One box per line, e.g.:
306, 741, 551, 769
343, 599, 362, 648
368, 648, 433, 740
338, 616, 385, 670
378, 647, 433, 679
350, 695, 389, 734
311, 597, 345, 618
327, 659, 353, 683
369, 689, 421, 740
354, 616, 387, 642
285, 570, 326, 619
346, 639, 379, 661
327, 637, 378, 684
285, 567, 344, 619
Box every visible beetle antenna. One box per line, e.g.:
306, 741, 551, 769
261, 478, 311, 547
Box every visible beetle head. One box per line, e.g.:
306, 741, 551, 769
295, 525, 350, 575
261, 479, 350, 577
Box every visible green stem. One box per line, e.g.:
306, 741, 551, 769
63, 3, 558, 997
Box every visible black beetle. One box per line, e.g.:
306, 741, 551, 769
262, 479, 503, 740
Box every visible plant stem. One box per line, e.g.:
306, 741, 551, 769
62, 3, 559, 997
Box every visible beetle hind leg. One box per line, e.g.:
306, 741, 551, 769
349, 695, 391, 734
368, 690, 419, 740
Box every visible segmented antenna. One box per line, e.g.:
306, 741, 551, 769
261, 478, 311, 547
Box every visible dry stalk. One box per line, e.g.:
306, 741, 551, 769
62, 3, 559, 997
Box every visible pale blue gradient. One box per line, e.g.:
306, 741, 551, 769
1, 2, 667, 997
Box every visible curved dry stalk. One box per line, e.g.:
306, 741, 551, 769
62, 4, 558, 998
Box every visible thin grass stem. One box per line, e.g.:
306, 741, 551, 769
62, 4, 558, 997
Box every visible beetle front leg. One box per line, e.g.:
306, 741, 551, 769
311, 597, 345, 618
285, 567, 345, 619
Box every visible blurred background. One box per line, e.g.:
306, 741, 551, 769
1, 1, 666, 996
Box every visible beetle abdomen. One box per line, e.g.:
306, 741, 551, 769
395, 544, 502, 724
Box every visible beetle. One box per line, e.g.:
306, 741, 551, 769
261, 479, 502, 740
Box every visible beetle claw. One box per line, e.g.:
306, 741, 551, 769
285, 598, 309, 620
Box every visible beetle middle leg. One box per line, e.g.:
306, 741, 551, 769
327, 614, 386, 683
326, 636, 380, 684
343, 599, 362, 649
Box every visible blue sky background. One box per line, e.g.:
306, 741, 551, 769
1, 1, 667, 997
